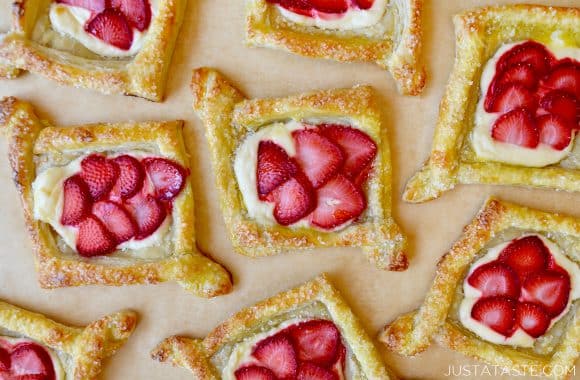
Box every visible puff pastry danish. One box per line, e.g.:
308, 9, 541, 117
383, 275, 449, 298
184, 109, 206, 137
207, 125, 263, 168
191, 67, 407, 271
403, 5, 580, 203
379, 197, 579, 380
245, 0, 425, 95
0, 97, 232, 297
152, 273, 395, 379
0, 299, 137, 379
0, 0, 186, 101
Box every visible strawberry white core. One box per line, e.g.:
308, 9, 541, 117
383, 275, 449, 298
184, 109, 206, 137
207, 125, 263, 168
471, 37, 579, 167
0, 337, 65, 380
459, 234, 579, 347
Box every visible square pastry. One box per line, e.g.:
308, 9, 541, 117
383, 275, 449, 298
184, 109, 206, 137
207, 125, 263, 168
379, 197, 579, 379
245, 0, 425, 96
0, 0, 186, 101
191, 68, 407, 271
0, 97, 232, 297
152, 274, 396, 379
0, 300, 136, 379
403, 5, 580, 203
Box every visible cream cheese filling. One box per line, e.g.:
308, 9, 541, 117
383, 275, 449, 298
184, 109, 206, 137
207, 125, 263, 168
0, 337, 66, 380
471, 38, 580, 167
459, 234, 580, 348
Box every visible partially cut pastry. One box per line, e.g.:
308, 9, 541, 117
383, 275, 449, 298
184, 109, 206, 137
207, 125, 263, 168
245, 0, 425, 96
0, 300, 137, 379
403, 5, 579, 203
0, 97, 232, 297
152, 273, 396, 379
0, 0, 186, 101
191, 67, 407, 271
379, 197, 579, 380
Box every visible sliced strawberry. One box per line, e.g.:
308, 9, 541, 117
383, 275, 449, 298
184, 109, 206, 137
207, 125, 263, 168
60, 175, 92, 226
110, 0, 151, 31
537, 114, 573, 150
85, 9, 133, 51
491, 108, 539, 148
547, 255, 569, 277
11, 376, 48, 380
292, 129, 343, 188
0, 347, 9, 371
252, 334, 297, 380
143, 158, 188, 201
110, 155, 145, 200
541, 59, 580, 99
490, 63, 538, 95
354, 0, 374, 10
521, 271, 571, 317
275, 0, 313, 16
320, 125, 377, 180
309, 0, 348, 13
125, 192, 166, 239
496, 41, 554, 77
467, 262, 520, 299
516, 302, 551, 338
297, 362, 338, 380
56, 0, 106, 12
92, 201, 137, 244
311, 174, 365, 229
265, 172, 316, 226
10, 343, 55, 379
539, 90, 579, 122
79, 154, 119, 201
289, 320, 340, 367
234, 366, 276, 380
257, 140, 297, 199
471, 296, 516, 337
485, 84, 537, 113
353, 163, 373, 188
497, 235, 549, 281
331, 343, 346, 379
76, 215, 116, 257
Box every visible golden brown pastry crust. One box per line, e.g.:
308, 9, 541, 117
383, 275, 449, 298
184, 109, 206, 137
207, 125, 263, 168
379, 197, 580, 380
0, 96, 232, 297
152, 273, 396, 379
190, 67, 407, 271
0, 0, 186, 101
403, 5, 580, 203
0, 299, 137, 380
245, 0, 425, 95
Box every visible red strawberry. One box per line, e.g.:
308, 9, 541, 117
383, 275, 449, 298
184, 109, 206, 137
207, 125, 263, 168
292, 129, 344, 188
56, 0, 106, 12
491, 108, 539, 148
85, 9, 133, 51
311, 174, 365, 229
265, 172, 316, 226
10, 343, 56, 380
516, 302, 551, 338
234, 366, 276, 380
547, 255, 569, 277
289, 320, 340, 367
471, 296, 516, 337
537, 114, 573, 150
467, 262, 520, 299
0, 347, 9, 371
252, 334, 297, 380
320, 125, 377, 180
92, 201, 137, 244
497, 235, 549, 281
353, 163, 373, 188
110, 155, 145, 200
310, 0, 349, 13
125, 192, 166, 239
485, 84, 537, 113
331, 343, 346, 378
521, 271, 571, 317
11, 376, 48, 380
496, 41, 554, 77
539, 90, 579, 122
490, 63, 538, 94
79, 154, 119, 201
76, 215, 116, 257
355, 0, 374, 10
110, 0, 151, 31
274, 0, 313, 16
541, 59, 580, 99
61, 175, 92, 226
297, 362, 338, 380
257, 141, 297, 199
143, 158, 188, 201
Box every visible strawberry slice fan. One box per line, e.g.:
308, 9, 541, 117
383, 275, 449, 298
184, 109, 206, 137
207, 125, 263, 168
190, 67, 407, 271
0, 97, 232, 297
152, 274, 395, 380
380, 198, 580, 380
